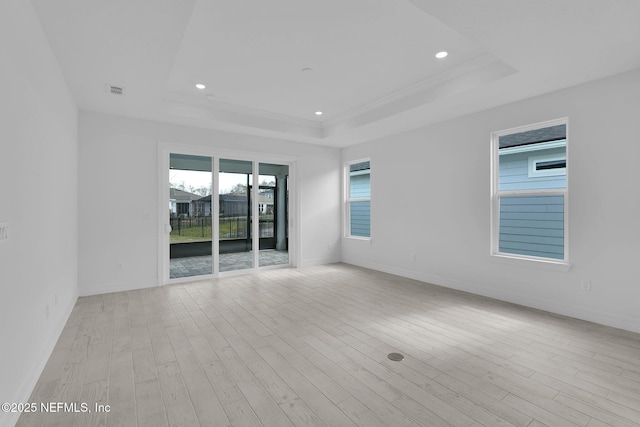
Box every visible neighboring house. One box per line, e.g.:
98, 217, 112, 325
192, 195, 212, 217
498, 125, 567, 259
193, 194, 245, 217
348, 161, 371, 238
193, 192, 274, 217
219, 194, 247, 217
258, 188, 274, 215
169, 188, 204, 217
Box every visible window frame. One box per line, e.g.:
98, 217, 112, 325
345, 158, 371, 240
490, 118, 569, 266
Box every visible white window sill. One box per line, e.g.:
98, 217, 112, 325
345, 236, 371, 242
490, 253, 571, 272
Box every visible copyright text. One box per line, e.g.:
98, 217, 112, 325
2, 402, 110, 413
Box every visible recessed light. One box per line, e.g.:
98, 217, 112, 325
435, 51, 448, 59
301, 67, 313, 72
195, 83, 206, 90
315, 111, 323, 116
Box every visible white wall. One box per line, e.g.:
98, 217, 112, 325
342, 69, 640, 334
78, 112, 341, 296
0, 0, 78, 425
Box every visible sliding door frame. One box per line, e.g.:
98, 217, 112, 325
158, 141, 298, 285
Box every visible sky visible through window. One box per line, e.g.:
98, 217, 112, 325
170, 170, 274, 195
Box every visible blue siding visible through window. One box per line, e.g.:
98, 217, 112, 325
350, 174, 370, 198
350, 201, 370, 237
495, 125, 567, 262
499, 195, 564, 259
348, 161, 370, 238
499, 147, 566, 191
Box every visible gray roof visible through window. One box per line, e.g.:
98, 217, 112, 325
499, 124, 566, 149
349, 161, 370, 172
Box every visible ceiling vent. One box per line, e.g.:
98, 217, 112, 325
105, 84, 124, 96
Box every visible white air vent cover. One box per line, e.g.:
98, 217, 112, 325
105, 84, 124, 95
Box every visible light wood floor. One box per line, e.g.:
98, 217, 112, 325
18, 264, 640, 427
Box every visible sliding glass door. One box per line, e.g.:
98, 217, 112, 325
168, 154, 213, 279
163, 151, 292, 282
219, 159, 253, 272
258, 163, 289, 267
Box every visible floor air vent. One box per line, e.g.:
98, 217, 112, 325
387, 352, 404, 361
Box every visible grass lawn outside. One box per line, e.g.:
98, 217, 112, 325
170, 217, 249, 243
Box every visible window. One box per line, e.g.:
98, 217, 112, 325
346, 159, 371, 238
491, 119, 568, 262
528, 152, 566, 178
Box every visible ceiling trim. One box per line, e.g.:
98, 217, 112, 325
160, 53, 517, 143
324, 54, 517, 137
159, 97, 324, 139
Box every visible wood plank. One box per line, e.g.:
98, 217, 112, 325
19, 264, 640, 427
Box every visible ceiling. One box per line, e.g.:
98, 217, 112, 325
31, 0, 640, 147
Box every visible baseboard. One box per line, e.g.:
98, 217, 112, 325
343, 256, 640, 335
299, 256, 339, 267
80, 261, 337, 296
3, 290, 78, 427
80, 279, 158, 297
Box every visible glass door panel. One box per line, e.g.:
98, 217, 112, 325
169, 154, 213, 279
219, 159, 253, 272
259, 163, 289, 267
